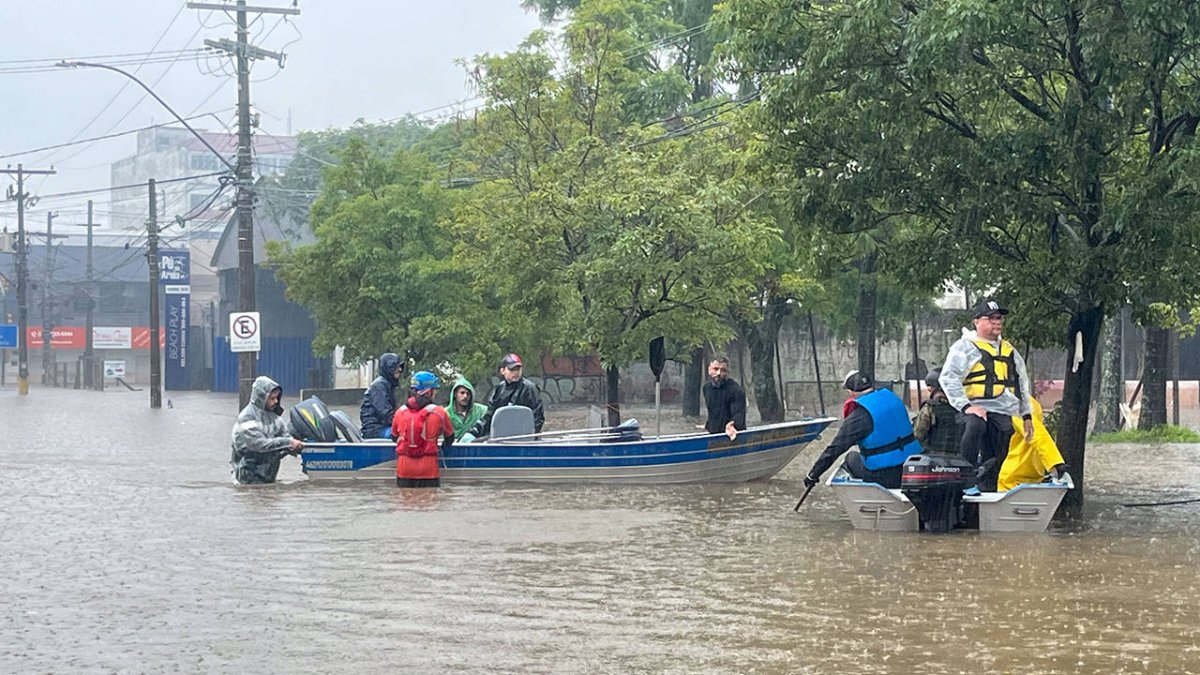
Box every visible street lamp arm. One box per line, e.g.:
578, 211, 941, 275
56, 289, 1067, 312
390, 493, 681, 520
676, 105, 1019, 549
56, 60, 238, 174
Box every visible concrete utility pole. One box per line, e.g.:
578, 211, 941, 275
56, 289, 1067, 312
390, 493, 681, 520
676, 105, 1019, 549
40, 211, 58, 384
147, 179, 162, 409
75, 201, 97, 388
2, 164, 57, 396
190, 0, 298, 408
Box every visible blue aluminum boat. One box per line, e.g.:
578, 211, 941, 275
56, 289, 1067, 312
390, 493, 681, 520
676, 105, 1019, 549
300, 417, 835, 484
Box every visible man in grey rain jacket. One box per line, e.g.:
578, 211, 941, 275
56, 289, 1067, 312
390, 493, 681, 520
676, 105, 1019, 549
939, 298, 1034, 491
230, 376, 304, 484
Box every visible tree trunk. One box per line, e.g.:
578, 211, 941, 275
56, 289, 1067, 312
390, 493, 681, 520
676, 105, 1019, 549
1055, 305, 1103, 521
605, 364, 621, 427
739, 303, 786, 423
1139, 326, 1169, 430
855, 252, 879, 377
682, 346, 704, 417
1093, 315, 1121, 433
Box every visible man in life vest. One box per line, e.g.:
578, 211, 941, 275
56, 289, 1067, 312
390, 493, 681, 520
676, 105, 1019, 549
803, 371, 923, 489
912, 368, 962, 456
391, 370, 455, 488
939, 298, 1034, 492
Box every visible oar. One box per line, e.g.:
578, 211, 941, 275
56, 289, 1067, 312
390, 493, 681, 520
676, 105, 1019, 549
793, 483, 815, 511
1121, 496, 1200, 508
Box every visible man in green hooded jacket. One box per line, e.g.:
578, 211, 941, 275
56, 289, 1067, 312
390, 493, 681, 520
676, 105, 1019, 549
443, 376, 488, 440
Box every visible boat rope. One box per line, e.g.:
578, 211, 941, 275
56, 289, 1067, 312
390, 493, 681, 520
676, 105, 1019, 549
873, 505, 916, 530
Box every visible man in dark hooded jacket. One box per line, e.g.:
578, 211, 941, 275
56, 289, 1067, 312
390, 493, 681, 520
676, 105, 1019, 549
230, 375, 303, 484
360, 353, 404, 439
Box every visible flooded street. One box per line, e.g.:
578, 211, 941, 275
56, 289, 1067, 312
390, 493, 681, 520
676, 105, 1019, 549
3, 388, 1200, 673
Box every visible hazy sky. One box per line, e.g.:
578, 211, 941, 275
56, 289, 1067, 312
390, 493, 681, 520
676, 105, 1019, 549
0, 1, 541, 231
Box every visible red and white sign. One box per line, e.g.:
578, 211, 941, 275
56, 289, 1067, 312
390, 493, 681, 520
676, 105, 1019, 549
27, 326, 164, 350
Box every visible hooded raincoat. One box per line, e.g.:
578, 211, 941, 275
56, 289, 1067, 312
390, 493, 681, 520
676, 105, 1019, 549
230, 376, 295, 484
443, 377, 487, 440
360, 353, 402, 439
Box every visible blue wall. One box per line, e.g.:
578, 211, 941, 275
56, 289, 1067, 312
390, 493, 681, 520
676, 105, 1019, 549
213, 336, 331, 394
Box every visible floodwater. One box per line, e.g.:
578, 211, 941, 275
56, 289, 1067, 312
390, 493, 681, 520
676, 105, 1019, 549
2, 388, 1199, 674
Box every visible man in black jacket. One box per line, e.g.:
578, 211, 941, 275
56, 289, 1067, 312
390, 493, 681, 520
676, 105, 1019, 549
702, 356, 746, 440
359, 353, 404, 439
463, 353, 545, 441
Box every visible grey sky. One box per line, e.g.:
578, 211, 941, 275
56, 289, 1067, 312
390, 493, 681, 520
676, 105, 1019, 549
1, 1, 541, 230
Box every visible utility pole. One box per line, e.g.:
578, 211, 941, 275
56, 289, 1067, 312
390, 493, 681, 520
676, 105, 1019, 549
2, 164, 57, 396
147, 179, 162, 409
189, 1, 298, 407
73, 201, 97, 388
40, 211, 58, 384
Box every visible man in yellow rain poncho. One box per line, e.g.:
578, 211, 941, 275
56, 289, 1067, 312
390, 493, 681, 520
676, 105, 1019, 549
997, 397, 1069, 491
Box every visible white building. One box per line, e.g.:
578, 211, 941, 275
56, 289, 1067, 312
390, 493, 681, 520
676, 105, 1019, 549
109, 126, 296, 234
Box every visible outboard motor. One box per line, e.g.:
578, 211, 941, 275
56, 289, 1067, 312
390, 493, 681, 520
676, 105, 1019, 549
289, 396, 338, 443
901, 454, 974, 533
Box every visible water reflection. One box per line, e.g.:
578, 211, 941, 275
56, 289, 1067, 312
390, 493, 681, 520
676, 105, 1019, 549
0, 389, 1198, 673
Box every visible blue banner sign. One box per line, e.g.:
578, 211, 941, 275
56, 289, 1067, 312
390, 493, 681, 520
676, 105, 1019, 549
0, 324, 17, 349
158, 250, 190, 285
164, 293, 189, 390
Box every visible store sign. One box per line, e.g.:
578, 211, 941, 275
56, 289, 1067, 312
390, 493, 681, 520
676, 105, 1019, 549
93, 326, 132, 350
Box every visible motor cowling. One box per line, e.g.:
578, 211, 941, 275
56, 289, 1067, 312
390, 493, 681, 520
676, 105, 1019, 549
901, 454, 974, 533
289, 396, 338, 443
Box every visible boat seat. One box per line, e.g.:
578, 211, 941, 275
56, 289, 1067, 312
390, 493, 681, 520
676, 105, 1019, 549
490, 405, 535, 439
330, 410, 364, 443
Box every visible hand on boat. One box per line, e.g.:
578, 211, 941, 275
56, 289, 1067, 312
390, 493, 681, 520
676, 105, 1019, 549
725, 422, 738, 441
289, 438, 304, 455
460, 433, 476, 443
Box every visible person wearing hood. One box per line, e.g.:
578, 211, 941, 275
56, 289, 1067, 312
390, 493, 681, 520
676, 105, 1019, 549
463, 353, 544, 441
392, 370, 455, 488
444, 376, 487, 440
230, 375, 303, 484
939, 298, 1034, 492
360, 353, 405, 439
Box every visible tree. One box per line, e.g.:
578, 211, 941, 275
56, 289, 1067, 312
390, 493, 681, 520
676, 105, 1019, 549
269, 138, 517, 382
458, 4, 775, 425
722, 0, 1200, 518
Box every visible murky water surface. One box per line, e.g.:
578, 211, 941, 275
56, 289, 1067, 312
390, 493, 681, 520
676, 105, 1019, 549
2, 389, 1199, 673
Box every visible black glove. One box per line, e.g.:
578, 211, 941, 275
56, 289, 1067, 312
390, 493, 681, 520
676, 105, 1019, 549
803, 473, 819, 489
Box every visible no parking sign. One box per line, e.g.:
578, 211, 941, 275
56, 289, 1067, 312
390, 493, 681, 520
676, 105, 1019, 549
229, 312, 261, 353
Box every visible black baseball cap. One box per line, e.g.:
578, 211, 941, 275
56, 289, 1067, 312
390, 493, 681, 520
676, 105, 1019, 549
843, 370, 874, 393
973, 298, 1010, 319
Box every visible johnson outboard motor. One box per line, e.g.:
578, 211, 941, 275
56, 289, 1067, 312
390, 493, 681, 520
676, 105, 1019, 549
901, 454, 974, 533
289, 396, 338, 443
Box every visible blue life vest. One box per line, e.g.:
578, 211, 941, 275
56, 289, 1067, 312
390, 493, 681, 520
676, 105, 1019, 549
855, 388, 922, 470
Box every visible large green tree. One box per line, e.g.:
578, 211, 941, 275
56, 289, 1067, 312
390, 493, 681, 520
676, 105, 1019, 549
458, 3, 775, 425
722, 0, 1200, 518
269, 137, 517, 381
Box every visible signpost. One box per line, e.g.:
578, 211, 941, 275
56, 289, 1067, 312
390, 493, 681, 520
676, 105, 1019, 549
0, 324, 16, 349
229, 311, 261, 353
103, 360, 126, 379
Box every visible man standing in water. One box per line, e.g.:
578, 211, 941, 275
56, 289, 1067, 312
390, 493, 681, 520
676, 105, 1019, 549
702, 356, 746, 440
230, 375, 303, 484
939, 298, 1035, 492
393, 371, 455, 488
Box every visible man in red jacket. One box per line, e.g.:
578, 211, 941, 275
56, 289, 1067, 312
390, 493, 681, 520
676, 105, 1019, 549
392, 371, 455, 488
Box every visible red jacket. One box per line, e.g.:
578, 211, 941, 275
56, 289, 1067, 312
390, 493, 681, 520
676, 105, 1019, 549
392, 396, 454, 479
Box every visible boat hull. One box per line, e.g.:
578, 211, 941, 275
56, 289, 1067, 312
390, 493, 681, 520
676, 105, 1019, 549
827, 470, 1073, 533
300, 418, 835, 484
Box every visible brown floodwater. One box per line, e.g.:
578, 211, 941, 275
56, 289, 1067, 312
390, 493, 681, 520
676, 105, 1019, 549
2, 388, 1198, 673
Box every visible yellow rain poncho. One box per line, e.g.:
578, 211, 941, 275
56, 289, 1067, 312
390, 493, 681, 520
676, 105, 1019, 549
998, 397, 1065, 491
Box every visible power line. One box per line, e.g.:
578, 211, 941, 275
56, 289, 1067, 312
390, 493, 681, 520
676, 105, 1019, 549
0, 109, 233, 161
0, 171, 229, 206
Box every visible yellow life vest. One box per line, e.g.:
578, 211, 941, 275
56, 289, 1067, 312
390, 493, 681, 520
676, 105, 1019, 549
962, 339, 1018, 400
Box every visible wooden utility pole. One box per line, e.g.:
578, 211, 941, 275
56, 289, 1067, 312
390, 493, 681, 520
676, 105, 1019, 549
2, 164, 57, 395
148, 179, 162, 409
189, 0, 298, 408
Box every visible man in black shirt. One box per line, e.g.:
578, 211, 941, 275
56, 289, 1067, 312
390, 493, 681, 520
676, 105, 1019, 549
702, 356, 747, 440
